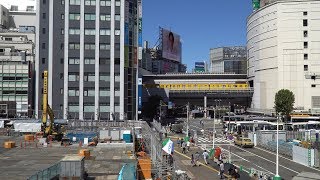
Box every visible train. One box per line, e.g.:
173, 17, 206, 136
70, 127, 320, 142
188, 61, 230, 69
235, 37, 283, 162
143, 83, 250, 90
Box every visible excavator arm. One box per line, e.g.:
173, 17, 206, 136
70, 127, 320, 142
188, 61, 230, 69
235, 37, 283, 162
45, 105, 55, 135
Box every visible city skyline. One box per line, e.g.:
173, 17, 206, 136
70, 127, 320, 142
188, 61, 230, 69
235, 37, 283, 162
143, 0, 252, 71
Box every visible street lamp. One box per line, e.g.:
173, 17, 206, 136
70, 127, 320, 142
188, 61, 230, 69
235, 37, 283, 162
274, 114, 281, 180
212, 105, 216, 149
228, 102, 231, 133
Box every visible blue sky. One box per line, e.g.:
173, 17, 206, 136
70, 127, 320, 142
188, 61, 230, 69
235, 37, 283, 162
142, 0, 252, 71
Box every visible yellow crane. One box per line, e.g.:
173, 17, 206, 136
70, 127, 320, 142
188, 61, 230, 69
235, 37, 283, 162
42, 70, 63, 140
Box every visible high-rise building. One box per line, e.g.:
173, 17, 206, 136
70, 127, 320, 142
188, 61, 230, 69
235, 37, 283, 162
210, 46, 247, 74
0, 0, 36, 29
37, 0, 141, 121
247, 0, 320, 113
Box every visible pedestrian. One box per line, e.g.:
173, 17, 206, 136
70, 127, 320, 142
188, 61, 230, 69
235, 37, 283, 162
233, 167, 240, 180
191, 154, 195, 167
194, 152, 200, 166
219, 161, 225, 179
180, 138, 184, 147
182, 141, 186, 154
202, 150, 209, 164
228, 165, 235, 176
177, 138, 181, 147
186, 140, 190, 152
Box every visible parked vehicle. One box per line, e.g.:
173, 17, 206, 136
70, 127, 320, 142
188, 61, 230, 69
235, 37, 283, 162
234, 137, 254, 148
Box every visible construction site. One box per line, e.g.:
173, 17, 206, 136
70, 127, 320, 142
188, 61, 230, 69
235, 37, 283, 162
0, 119, 183, 180
0, 70, 183, 180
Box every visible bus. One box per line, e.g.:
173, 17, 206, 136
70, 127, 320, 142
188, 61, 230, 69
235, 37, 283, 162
284, 121, 320, 131
225, 120, 284, 135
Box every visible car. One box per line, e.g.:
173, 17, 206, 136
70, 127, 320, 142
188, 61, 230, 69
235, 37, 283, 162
234, 137, 254, 148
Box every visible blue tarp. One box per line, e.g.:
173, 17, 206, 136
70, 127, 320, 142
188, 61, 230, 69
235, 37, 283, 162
118, 163, 136, 180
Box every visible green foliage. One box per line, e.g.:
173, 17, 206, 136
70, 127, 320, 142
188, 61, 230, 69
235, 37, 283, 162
141, 95, 162, 121
274, 89, 295, 121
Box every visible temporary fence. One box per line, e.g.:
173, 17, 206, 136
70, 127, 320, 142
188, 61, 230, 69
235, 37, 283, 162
27, 163, 60, 180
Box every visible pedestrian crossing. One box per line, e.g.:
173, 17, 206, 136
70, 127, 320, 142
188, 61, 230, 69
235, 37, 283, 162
196, 136, 232, 144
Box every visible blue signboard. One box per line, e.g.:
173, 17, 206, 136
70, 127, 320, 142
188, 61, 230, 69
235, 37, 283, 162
138, 31, 142, 47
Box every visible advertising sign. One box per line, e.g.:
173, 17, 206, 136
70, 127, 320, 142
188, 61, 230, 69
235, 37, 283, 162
138, 78, 142, 110
195, 62, 205, 72
138, 31, 142, 47
162, 28, 181, 62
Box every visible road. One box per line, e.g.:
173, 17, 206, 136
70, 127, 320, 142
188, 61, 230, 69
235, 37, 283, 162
184, 118, 320, 179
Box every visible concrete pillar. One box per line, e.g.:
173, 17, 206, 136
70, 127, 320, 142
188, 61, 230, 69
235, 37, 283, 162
204, 95, 207, 118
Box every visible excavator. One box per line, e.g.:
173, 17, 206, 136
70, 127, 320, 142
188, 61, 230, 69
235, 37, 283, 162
42, 70, 64, 141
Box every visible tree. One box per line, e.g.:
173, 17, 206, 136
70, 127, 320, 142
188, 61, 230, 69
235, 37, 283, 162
274, 89, 295, 122
141, 95, 162, 122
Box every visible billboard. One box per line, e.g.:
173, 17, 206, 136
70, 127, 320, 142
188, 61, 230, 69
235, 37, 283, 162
162, 28, 181, 62
194, 62, 205, 73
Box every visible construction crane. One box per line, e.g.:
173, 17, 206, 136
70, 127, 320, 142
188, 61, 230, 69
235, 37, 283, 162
42, 70, 63, 140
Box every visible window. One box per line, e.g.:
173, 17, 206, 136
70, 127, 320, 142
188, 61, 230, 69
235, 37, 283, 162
115, 1, 121, 6
42, 13, 46, 19
43, 0, 46, 4
10, 6, 18, 11
304, 65, 308, 71
85, 0, 96, 6
27, 6, 34, 11
303, 11, 308, 16
100, 44, 111, 50
5, 38, 12, 41
60, 58, 64, 64
42, 43, 46, 49
99, 58, 109, 64
61, 14, 65, 20
304, 42, 308, 49
42, 58, 46, 64
69, 103, 79, 112
115, 43, 120, 50
70, 0, 81, 5
100, 14, 111, 21
100, 74, 110, 81
115, 30, 121, 35
61, 28, 64, 35
68, 89, 79, 96
42, 28, 46, 34
69, 58, 80, 64
85, 58, 95, 64
61, 43, 64, 50
85, 14, 96, 21
85, 44, 95, 50
100, 29, 111, 35
312, 84, 316, 88
100, 88, 110, 96
68, 73, 79, 81
85, 29, 95, 35
84, 73, 95, 82
115, 14, 121, 21
69, 43, 80, 50
69, 28, 81, 35
69, 13, 80, 20
304, 54, 308, 60
60, 73, 64, 79
115, 58, 120, 64
100, 0, 111, 6
61, 0, 65, 5
60, 88, 63, 94
304, 31, 308, 38
303, 19, 308, 26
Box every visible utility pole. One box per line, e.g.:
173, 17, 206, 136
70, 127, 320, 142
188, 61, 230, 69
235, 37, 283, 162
187, 102, 189, 137
213, 107, 215, 149
274, 114, 281, 180
228, 102, 231, 133
159, 100, 162, 123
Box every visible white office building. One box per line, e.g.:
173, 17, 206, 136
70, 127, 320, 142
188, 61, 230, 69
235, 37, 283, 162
247, 0, 320, 113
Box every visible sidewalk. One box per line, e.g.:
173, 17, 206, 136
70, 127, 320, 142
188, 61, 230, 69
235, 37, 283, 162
174, 144, 251, 180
